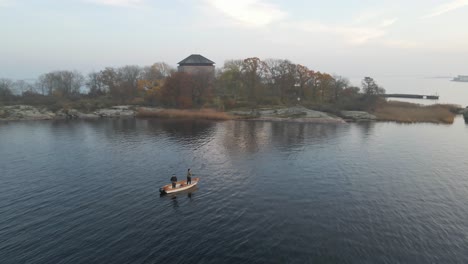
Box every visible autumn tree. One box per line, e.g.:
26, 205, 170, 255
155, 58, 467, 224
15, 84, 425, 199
265, 59, 296, 102
316, 73, 334, 102
191, 72, 214, 107
241, 57, 269, 105
295, 64, 314, 100
160, 72, 194, 108
138, 63, 174, 105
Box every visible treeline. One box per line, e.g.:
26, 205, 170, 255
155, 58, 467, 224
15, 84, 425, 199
0, 57, 385, 111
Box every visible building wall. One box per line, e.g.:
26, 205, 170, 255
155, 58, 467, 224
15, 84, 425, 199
178, 65, 215, 77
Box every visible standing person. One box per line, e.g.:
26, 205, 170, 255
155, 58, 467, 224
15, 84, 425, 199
170, 174, 177, 189
186, 169, 192, 185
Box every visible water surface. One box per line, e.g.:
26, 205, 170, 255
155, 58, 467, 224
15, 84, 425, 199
1, 118, 468, 263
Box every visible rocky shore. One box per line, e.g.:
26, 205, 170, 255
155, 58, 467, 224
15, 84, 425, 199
230, 106, 347, 123
0, 105, 136, 121
339, 111, 377, 122
0, 104, 383, 123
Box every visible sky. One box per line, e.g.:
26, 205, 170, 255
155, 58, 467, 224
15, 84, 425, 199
1, 0, 468, 79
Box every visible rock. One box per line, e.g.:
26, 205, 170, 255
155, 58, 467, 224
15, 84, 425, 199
229, 109, 260, 117
0, 105, 55, 120
76, 112, 99, 119
94, 107, 135, 118
0, 105, 136, 121
111, 105, 132, 110
273, 106, 334, 119
230, 106, 345, 123
340, 111, 376, 121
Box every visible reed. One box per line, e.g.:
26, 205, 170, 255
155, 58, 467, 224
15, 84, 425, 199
373, 101, 457, 124
136, 108, 236, 120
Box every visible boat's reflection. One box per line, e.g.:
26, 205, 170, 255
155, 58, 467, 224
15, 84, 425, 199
160, 186, 199, 208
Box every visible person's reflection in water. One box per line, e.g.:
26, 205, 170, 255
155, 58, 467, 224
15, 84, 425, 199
188, 192, 192, 200
171, 196, 179, 208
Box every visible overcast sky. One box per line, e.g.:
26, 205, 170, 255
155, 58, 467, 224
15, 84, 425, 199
1, 0, 467, 79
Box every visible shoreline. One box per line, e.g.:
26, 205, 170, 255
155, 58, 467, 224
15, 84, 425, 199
0, 104, 464, 124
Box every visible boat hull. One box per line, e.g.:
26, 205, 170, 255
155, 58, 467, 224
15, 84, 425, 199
159, 177, 199, 194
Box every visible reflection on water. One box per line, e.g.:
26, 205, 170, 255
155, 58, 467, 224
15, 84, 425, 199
219, 121, 347, 154
1, 118, 468, 263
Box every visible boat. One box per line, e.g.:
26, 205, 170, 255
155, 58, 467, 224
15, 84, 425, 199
159, 177, 200, 194
452, 75, 468, 82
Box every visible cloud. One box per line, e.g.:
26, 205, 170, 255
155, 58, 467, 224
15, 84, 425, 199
381, 39, 419, 49
203, 0, 287, 27
422, 0, 468, 18
85, 0, 145, 7
380, 18, 398, 27
292, 22, 386, 44
353, 9, 383, 24
202, 0, 409, 48
0, 0, 12, 7
288, 17, 398, 45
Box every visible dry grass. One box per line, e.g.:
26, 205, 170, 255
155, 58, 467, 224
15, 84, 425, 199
373, 101, 458, 124
136, 108, 236, 120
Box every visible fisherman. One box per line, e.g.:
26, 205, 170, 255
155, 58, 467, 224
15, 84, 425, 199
170, 174, 177, 189
186, 168, 192, 185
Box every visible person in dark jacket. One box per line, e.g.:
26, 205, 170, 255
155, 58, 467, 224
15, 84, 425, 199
170, 174, 177, 188
186, 169, 192, 185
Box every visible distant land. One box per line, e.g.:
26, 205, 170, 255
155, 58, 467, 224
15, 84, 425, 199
427, 76, 453, 79
452, 75, 468, 82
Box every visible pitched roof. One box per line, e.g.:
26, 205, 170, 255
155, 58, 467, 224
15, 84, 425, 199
178, 54, 215, 65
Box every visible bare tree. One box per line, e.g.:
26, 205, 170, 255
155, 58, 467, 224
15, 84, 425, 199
37, 71, 84, 97
12, 80, 35, 94
97, 66, 142, 102
0, 78, 14, 101
86, 71, 107, 96
331, 75, 350, 102
362, 77, 385, 96
142, 62, 174, 81
118, 65, 141, 100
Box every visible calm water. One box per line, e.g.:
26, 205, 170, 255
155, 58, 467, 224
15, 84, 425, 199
351, 76, 468, 106
1, 118, 468, 263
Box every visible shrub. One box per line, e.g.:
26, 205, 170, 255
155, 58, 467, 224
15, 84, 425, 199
373, 101, 456, 124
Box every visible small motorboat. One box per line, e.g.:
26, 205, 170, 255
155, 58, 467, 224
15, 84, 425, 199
159, 177, 200, 195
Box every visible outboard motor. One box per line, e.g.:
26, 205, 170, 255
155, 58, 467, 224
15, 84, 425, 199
159, 188, 166, 195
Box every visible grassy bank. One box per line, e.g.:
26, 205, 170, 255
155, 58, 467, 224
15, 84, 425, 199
136, 108, 236, 120
373, 101, 458, 124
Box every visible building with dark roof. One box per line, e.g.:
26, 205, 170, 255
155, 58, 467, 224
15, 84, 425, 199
178, 54, 215, 76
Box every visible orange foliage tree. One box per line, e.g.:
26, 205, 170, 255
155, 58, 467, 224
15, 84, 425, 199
160, 72, 194, 108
